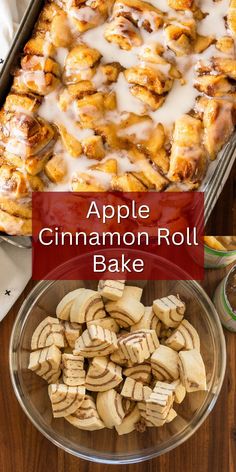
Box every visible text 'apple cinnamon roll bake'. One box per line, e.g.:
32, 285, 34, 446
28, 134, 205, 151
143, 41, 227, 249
0, 0, 235, 235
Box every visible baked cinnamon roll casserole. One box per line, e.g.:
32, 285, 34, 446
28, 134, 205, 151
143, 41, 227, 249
0, 0, 235, 234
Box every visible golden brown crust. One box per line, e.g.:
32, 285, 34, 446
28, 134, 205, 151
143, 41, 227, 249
0, 0, 235, 235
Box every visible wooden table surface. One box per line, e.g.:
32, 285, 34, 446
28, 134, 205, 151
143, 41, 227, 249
206, 165, 236, 235
0, 268, 235, 472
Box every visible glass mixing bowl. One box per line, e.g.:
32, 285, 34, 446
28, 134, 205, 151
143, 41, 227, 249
9, 251, 226, 464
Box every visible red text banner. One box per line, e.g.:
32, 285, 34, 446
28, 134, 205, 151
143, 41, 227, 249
32, 192, 204, 280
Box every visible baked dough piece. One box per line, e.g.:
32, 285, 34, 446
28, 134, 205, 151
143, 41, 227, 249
67, 1, 109, 33
2, 112, 56, 175
124, 66, 173, 111
104, 16, 142, 50
165, 19, 196, 56
203, 100, 234, 160
168, 114, 206, 184
112, 0, 163, 32
228, 0, 236, 36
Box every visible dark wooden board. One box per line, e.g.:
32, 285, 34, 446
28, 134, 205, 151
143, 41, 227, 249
206, 166, 236, 235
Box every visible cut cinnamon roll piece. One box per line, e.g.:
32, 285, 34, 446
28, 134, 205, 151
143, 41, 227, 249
62, 353, 86, 386
3, 113, 56, 173
104, 16, 142, 50
0, 204, 32, 236
45, 153, 68, 183
194, 74, 234, 98
4, 92, 42, 113
64, 44, 101, 85
112, 0, 163, 32
70, 289, 106, 324
131, 306, 161, 336
165, 319, 200, 351
23, 37, 55, 58
65, 394, 105, 430
98, 279, 125, 301
48, 384, 85, 418
85, 356, 123, 391
153, 294, 185, 328
164, 19, 196, 56
115, 403, 140, 435
105, 286, 144, 328
73, 324, 118, 357
118, 329, 159, 363
123, 363, 151, 384
179, 349, 207, 392
97, 389, 125, 428
21, 55, 61, 78
168, 0, 193, 10
146, 381, 176, 424
124, 65, 173, 96
87, 317, 120, 334
203, 100, 234, 160
167, 114, 206, 185
0, 165, 29, 199
56, 288, 85, 321
71, 172, 108, 192
28, 344, 62, 383
68, 3, 105, 33
228, 0, 236, 36
64, 321, 83, 348
151, 345, 179, 381
50, 11, 73, 48
31, 316, 65, 350
121, 377, 152, 402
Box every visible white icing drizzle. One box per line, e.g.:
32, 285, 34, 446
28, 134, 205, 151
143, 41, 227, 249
197, 0, 230, 37
38, 90, 94, 141
118, 119, 153, 140
112, 72, 146, 114
54, 47, 69, 68
82, 24, 140, 67
69, 6, 101, 23
19, 70, 46, 89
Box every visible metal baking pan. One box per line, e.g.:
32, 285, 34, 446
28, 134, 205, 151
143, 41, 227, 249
0, 0, 236, 248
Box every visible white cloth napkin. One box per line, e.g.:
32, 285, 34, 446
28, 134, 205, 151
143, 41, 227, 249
0, 0, 29, 67
0, 241, 32, 321
0, 0, 32, 320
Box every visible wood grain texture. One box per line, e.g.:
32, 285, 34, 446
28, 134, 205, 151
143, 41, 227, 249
206, 166, 236, 235
0, 270, 235, 472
